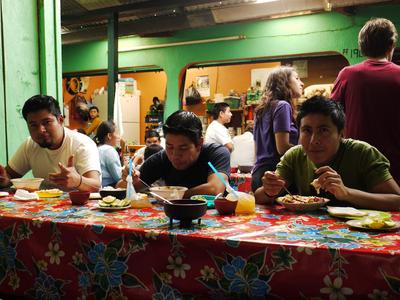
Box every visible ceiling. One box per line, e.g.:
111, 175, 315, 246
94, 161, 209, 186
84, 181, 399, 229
61, 0, 396, 45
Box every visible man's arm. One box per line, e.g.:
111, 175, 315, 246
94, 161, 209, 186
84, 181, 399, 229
184, 173, 226, 198
48, 156, 101, 192
0, 165, 22, 188
224, 142, 234, 153
317, 166, 400, 211
254, 171, 285, 204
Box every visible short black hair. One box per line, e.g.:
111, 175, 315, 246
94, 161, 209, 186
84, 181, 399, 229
22, 95, 62, 120
211, 102, 230, 120
144, 144, 163, 160
163, 110, 203, 145
145, 130, 161, 141
89, 106, 99, 112
296, 96, 345, 132
95, 120, 115, 145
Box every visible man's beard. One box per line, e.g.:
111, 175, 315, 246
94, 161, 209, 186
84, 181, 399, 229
38, 140, 53, 149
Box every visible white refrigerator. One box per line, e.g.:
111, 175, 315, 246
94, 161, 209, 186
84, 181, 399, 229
92, 81, 141, 145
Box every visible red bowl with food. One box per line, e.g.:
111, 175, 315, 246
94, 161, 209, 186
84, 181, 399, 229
214, 198, 238, 215
68, 191, 90, 205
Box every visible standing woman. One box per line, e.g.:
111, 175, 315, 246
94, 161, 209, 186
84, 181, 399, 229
95, 121, 122, 187
252, 66, 304, 192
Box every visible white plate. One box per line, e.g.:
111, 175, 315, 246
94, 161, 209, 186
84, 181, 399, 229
96, 205, 131, 211
346, 219, 400, 231
0, 192, 9, 197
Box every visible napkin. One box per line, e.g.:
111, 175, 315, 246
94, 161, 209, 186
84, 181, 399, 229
327, 206, 367, 217
0, 191, 9, 197
14, 189, 39, 201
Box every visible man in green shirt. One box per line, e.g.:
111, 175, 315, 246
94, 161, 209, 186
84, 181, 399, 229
255, 96, 400, 211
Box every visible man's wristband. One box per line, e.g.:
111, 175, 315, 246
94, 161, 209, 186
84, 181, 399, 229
263, 191, 276, 199
75, 175, 83, 189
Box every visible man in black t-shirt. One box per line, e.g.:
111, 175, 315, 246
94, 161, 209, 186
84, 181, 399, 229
134, 110, 230, 198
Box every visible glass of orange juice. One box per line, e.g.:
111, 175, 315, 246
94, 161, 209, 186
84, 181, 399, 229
226, 191, 255, 214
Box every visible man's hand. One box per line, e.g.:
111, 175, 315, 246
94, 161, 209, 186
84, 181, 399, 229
262, 171, 286, 197
0, 165, 11, 187
48, 155, 81, 189
315, 166, 349, 200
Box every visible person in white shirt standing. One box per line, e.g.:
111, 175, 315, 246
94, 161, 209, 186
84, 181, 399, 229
230, 121, 255, 168
205, 102, 234, 152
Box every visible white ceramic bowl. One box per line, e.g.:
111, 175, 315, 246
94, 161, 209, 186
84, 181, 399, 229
149, 186, 188, 200
11, 178, 44, 191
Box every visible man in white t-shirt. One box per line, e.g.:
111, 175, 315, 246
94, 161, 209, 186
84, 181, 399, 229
0, 95, 101, 192
230, 122, 256, 168
205, 102, 234, 152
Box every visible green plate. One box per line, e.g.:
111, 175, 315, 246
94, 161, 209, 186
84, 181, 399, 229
329, 209, 391, 220
190, 195, 215, 209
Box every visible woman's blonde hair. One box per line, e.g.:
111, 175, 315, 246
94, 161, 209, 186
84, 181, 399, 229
255, 66, 295, 121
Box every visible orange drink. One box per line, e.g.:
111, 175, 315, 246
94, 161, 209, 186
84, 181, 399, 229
227, 191, 255, 214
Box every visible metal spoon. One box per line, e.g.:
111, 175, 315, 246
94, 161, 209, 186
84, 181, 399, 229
282, 186, 293, 196
149, 191, 173, 205
214, 192, 223, 200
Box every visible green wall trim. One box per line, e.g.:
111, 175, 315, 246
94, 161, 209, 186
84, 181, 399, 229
0, 3, 6, 165
62, 4, 400, 117
39, 0, 63, 103
107, 12, 118, 119
0, 0, 61, 165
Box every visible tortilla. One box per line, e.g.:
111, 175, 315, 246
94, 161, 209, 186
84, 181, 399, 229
310, 179, 321, 194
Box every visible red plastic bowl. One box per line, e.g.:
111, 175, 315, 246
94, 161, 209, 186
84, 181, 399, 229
214, 198, 238, 215
68, 191, 90, 205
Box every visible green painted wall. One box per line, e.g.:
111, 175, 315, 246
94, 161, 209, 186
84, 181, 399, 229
0, 8, 5, 165
0, 0, 62, 166
62, 4, 400, 117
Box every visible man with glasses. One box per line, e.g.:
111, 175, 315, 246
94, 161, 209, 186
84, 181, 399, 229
0, 95, 101, 191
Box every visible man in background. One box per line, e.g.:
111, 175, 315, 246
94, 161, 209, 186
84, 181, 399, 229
331, 18, 400, 184
85, 105, 102, 138
205, 102, 234, 152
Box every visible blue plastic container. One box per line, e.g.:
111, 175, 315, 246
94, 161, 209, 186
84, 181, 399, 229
190, 195, 215, 209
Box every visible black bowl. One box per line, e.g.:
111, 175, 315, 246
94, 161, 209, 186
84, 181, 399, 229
99, 188, 127, 200
238, 165, 253, 173
164, 199, 207, 222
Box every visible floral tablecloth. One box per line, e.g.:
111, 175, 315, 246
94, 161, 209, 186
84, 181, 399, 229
0, 195, 399, 299
230, 173, 252, 193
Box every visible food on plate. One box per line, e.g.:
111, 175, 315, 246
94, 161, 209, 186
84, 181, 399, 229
310, 179, 321, 194
98, 196, 131, 208
279, 194, 325, 204
0, 192, 9, 197
36, 189, 63, 198
360, 217, 396, 229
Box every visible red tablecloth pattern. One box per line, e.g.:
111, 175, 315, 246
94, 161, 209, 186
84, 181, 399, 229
229, 173, 252, 193
0, 195, 399, 299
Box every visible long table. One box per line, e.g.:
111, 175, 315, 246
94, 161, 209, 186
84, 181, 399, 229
0, 195, 399, 299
